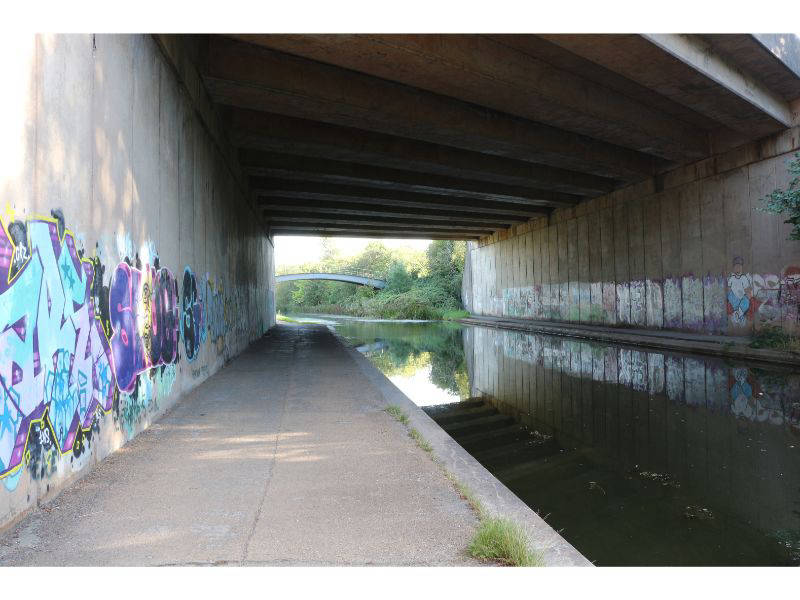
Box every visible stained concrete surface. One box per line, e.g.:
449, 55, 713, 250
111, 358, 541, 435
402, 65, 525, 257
0, 325, 479, 566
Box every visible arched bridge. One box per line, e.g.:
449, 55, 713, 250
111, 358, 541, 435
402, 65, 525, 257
277, 273, 387, 289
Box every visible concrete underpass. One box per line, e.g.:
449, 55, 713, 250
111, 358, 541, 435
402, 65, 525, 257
1, 33, 800, 566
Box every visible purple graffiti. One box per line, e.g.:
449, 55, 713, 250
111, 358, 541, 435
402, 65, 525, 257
109, 262, 178, 393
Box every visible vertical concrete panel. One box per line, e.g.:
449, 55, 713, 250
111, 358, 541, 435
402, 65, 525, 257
92, 35, 134, 250
587, 208, 603, 322
680, 183, 704, 331
722, 168, 751, 334
600, 205, 616, 324
748, 159, 780, 332
577, 214, 590, 323
35, 34, 94, 231
698, 178, 725, 333
660, 188, 682, 329
643, 193, 664, 328
178, 111, 195, 285
567, 218, 579, 321
130, 36, 161, 254
628, 199, 646, 327
0, 34, 37, 217
613, 199, 630, 324
558, 221, 569, 320
526, 230, 534, 293
548, 224, 559, 319
158, 64, 180, 270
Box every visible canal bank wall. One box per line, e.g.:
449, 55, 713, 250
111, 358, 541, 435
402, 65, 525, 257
462, 126, 800, 338
0, 34, 275, 530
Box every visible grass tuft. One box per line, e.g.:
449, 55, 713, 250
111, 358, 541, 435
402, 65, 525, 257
385, 404, 409, 425
468, 516, 543, 567
408, 428, 433, 453
446, 472, 486, 519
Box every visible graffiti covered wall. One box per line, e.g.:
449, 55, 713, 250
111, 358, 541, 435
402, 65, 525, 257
463, 127, 800, 337
0, 34, 276, 528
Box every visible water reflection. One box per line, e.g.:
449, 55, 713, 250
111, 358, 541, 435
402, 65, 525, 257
329, 317, 470, 406
463, 326, 800, 566
313, 314, 800, 566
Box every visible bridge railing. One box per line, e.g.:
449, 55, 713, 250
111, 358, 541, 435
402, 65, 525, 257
276, 267, 384, 280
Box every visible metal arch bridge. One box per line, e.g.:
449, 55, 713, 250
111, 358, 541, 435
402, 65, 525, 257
276, 272, 387, 289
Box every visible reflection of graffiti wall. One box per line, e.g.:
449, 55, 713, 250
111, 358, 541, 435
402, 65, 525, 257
465, 325, 800, 533
465, 135, 800, 337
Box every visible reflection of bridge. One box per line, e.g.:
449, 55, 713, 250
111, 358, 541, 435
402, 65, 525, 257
277, 272, 387, 289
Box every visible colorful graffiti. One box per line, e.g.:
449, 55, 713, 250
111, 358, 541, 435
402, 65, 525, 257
727, 257, 753, 326
0, 214, 115, 482
182, 267, 205, 361
498, 262, 800, 336
109, 259, 179, 393
0, 207, 263, 498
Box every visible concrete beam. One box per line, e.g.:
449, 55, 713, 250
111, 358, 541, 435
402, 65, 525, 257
642, 34, 795, 128
271, 229, 477, 240
251, 178, 561, 210
203, 37, 662, 181
234, 34, 708, 161
540, 34, 793, 139
702, 34, 800, 103
227, 108, 616, 196
259, 199, 532, 223
753, 34, 800, 83
265, 213, 509, 231
268, 222, 484, 238
242, 152, 581, 206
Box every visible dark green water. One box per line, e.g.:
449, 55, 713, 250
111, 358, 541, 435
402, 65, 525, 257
294, 314, 800, 566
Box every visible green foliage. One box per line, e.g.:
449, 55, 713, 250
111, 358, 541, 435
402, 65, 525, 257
760, 153, 800, 240
386, 260, 413, 293
749, 324, 800, 353
468, 517, 543, 567
442, 309, 470, 320
276, 239, 467, 319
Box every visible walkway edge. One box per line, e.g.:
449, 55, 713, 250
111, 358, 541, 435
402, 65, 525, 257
457, 316, 800, 368
331, 328, 593, 567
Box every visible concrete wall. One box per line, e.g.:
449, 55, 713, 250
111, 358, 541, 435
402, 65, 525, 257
464, 127, 800, 337
0, 34, 275, 528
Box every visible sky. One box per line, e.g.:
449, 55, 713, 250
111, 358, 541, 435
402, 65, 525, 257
274, 235, 432, 268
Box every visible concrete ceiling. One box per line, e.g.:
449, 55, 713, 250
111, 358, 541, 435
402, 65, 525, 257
195, 34, 800, 239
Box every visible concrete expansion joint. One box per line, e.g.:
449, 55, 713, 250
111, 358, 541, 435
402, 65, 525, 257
241, 331, 296, 562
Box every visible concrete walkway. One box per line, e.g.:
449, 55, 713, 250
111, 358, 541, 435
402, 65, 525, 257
0, 325, 479, 566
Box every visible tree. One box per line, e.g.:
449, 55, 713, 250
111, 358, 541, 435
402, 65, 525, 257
761, 153, 800, 240
386, 261, 413, 293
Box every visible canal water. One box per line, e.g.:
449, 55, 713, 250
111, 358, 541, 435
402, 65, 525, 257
292, 314, 800, 566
